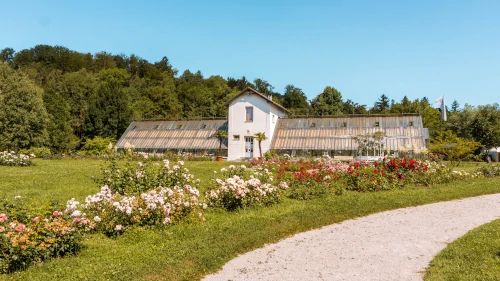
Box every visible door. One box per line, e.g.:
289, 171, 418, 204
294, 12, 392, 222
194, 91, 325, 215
245, 137, 254, 158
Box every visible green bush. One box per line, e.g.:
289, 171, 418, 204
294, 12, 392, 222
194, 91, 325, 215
477, 164, 500, 178
19, 147, 51, 158
80, 136, 115, 156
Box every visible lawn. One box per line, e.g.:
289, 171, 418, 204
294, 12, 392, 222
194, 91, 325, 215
425, 219, 500, 281
1, 159, 499, 280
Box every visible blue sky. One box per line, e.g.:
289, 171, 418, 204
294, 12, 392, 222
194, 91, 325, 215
1, 0, 499, 109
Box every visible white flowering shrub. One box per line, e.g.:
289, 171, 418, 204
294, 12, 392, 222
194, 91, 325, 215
95, 158, 198, 195
65, 185, 206, 236
206, 165, 287, 210
0, 151, 35, 166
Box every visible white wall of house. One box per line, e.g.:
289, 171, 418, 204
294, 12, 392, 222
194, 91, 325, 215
227, 92, 287, 160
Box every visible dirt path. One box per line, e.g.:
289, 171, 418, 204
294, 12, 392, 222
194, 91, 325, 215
203, 193, 500, 281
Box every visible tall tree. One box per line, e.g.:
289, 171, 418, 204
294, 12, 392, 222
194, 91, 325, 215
310, 86, 343, 116
0, 62, 49, 151
0, 48, 14, 64
85, 68, 132, 139
451, 100, 460, 113
373, 94, 390, 113
282, 84, 309, 112
470, 104, 500, 149
253, 78, 275, 95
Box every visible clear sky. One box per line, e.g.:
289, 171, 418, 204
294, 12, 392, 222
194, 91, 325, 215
1, 0, 499, 109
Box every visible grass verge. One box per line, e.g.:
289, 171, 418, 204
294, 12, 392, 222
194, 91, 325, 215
425, 219, 500, 281
1, 160, 499, 280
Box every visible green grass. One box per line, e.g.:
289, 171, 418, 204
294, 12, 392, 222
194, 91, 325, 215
425, 219, 500, 281
1, 159, 500, 280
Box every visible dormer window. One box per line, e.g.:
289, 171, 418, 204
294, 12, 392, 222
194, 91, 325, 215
342, 122, 347, 127
132, 125, 137, 130
153, 125, 159, 129
176, 125, 182, 129
408, 121, 414, 127
374, 122, 380, 127
201, 124, 207, 129
310, 122, 316, 128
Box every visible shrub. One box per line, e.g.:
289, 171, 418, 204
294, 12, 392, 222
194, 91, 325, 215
206, 176, 286, 210
0, 212, 83, 274
80, 136, 115, 156
0, 151, 35, 166
65, 185, 205, 236
95, 159, 199, 195
476, 164, 500, 178
19, 147, 51, 158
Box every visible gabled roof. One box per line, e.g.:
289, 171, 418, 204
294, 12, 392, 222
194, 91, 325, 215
271, 116, 428, 151
116, 119, 228, 151
225, 87, 290, 113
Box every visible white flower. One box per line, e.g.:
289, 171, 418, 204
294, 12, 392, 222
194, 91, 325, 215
71, 210, 82, 217
14, 195, 21, 199
94, 216, 102, 222
114, 224, 122, 231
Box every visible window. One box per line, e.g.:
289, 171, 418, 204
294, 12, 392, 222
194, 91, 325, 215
176, 125, 182, 129
132, 125, 137, 130
245, 107, 253, 122
310, 122, 316, 128
374, 122, 380, 127
272, 114, 276, 123
153, 125, 159, 129
233, 135, 240, 141
201, 124, 207, 129
408, 121, 414, 127
342, 122, 347, 127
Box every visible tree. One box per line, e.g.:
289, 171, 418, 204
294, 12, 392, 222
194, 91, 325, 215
253, 78, 274, 95
429, 130, 481, 166
214, 130, 228, 156
0, 62, 49, 152
343, 99, 367, 114
451, 100, 460, 113
470, 104, 500, 149
373, 94, 390, 113
85, 68, 132, 139
0, 48, 14, 64
254, 132, 267, 158
310, 86, 343, 116
283, 84, 309, 112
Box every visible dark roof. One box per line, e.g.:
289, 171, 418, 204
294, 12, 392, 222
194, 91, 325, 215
225, 87, 290, 113
116, 119, 228, 151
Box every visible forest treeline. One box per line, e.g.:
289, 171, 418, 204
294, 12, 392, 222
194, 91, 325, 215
0, 45, 499, 152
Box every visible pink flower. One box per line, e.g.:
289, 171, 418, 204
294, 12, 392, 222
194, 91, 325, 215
52, 211, 63, 217
32, 216, 40, 223
15, 224, 27, 232
73, 217, 81, 223
0, 213, 7, 222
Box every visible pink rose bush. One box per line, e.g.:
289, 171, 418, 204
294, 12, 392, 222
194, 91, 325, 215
206, 165, 288, 210
65, 184, 205, 236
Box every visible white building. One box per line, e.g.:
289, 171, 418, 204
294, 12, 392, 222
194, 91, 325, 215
116, 87, 429, 161
226, 88, 288, 160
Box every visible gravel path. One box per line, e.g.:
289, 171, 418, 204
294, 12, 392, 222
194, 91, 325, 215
203, 193, 500, 281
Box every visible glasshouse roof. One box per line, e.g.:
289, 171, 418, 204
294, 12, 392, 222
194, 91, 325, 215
116, 119, 228, 151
